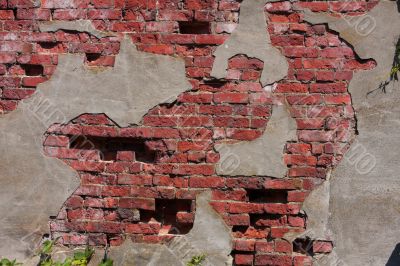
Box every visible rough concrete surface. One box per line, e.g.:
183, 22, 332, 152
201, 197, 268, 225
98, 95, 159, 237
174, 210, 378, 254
0, 38, 190, 260
211, 0, 288, 86
39, 20, 116, 39
303, 2, 400, 265
215, 104, 297, 177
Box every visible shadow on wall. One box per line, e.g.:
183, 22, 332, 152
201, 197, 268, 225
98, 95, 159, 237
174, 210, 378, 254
386, 243, 400, 266
397, 0, 400, 12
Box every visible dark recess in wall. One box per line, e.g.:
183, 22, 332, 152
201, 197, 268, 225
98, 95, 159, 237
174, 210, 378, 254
179, 21, 211, 34
386, 243, 400, 266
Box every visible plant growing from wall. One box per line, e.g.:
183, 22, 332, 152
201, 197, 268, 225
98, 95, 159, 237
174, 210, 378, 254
372, 36, 400, 94
36, 238, 111, 266
186, 254, 206, 266
98, 247, 113, 266
0, 259, 22, 266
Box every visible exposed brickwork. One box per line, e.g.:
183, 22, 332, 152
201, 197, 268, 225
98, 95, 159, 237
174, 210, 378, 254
0, 1, 379, 265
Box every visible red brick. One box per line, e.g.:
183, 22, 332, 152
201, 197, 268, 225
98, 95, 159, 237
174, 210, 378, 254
310, 83, 347, 93
235, 254, 253, 265
265, 179, 302, 190
228, 202, 264, 214
226, 129, 262, 140
284, 154, 317, 166
255, 254, 292, 266
44, 135, 70, 147
264, 203, 301, 215
223, 214, 250, 226
288, 216, 305, 227
195, 34, 227, 45
324, 95, 352, 105
293, 256, 312, 266
287, 191, 309, 202
234, 239, 255, 251
289, 167, 318, 177
275, 239, 292, 253
255, 241, 274, 252
22, 77, 48, 87
214, 92, 248, 104
298, 130, 335, 142
295, 2, 329, 12
275, 83, 308, 93
189, 176, 224, 187
0, 10, 14, 19
119, 198, 155, 210
313, 241, 333, 253
176, 212, 194, 224
125, 223, 161, 234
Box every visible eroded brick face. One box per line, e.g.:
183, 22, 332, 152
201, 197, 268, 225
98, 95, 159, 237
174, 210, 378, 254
0, 1, 379, 265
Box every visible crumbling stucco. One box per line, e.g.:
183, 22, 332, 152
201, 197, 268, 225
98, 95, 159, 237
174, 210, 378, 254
302, 2, 400, 265
211, 0, 288, 86
215, 104, 297, 177
39, 20, 116, 39
0, 38, 190, 260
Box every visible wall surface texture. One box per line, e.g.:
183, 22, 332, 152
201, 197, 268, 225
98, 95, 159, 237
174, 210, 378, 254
0, 0, 399, 265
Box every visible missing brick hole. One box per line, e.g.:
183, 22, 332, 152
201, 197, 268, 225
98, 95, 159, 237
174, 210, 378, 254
203, 79, 228, 88
86, 53, 102, 62
38, 42, 61, 50
246, 189, 287, 203
21, 64, 44, 76
179, 21, 211, 34
232, 225, 249, 234
155, 199, 194, 234
69, 135, 158, 163
293, 237, 314, 256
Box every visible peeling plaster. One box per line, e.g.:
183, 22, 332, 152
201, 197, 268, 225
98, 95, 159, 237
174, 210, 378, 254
39, 20, 116, 39
215, 104, 297, 177
211, 0, 288, 86
0, 38, 190, 260
301, 2, 400, 265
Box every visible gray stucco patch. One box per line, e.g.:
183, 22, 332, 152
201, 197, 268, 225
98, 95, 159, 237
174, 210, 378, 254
182, 191, 233, 265
39, 20, 116, 39
297, 177, 331, 242
301, 2, 400, 265
106, 241, 183, 266
211, 0, 288, 86
0, 38, 190, 260
34, 37, 191, 127
215, 104, 297, 177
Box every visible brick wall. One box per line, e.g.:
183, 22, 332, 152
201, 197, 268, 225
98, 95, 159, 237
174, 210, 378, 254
0, 1, 379, 265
